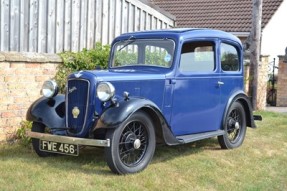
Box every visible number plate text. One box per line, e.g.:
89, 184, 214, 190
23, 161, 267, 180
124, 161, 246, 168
40, 140, 79, 156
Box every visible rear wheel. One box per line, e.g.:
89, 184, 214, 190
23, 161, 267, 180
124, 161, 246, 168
218, 101, 247, 149
105, 111, 156, 174
31, 122, 54, 157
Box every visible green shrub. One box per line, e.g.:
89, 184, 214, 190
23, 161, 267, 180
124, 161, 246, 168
56, 43, 110, 92
16, 121, 32, 146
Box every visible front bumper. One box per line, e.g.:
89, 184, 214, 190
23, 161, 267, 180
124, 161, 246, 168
27, 131, 110, 147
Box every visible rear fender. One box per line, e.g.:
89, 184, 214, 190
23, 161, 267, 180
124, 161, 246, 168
26, 95, 65, 129
223, 91, 256, 128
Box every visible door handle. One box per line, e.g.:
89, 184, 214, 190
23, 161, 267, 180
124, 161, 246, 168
170, 79, 176, 84
217, 81, 224, 86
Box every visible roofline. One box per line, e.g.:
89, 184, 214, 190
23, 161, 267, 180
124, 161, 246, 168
139, 0, 176, 21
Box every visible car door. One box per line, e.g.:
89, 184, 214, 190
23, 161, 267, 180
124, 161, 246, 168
170, 40, 223, 136
219, 41, 243, 108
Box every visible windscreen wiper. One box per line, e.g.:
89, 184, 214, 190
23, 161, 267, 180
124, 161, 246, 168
119, 36, 136, 51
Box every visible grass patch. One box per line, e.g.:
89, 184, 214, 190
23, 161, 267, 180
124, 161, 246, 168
1, 111, 287, 190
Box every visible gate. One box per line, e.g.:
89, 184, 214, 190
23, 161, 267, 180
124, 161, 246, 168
266, 58, 278, 106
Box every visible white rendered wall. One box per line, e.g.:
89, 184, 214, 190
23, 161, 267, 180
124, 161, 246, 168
261, 0, 287, 65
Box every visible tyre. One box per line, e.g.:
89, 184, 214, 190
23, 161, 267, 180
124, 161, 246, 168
31, 122, 54, 157
105, 111, 156, 174
218, 101, 247, 149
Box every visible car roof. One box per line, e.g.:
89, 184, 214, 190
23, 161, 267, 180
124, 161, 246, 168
114, 28, 242, 46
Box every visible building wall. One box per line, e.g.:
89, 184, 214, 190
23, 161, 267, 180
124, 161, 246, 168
277, 56, 287, 106
261, 0, 287, 64
0, 0, 175, 53
0, 52, 61, 141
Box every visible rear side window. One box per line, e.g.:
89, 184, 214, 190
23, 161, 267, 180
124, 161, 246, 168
221, 43, 239, 71
180, 41, 215, 72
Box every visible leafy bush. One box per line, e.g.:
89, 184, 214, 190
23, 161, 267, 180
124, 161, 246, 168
56, 43, 110, 92
16, 121, 32, 146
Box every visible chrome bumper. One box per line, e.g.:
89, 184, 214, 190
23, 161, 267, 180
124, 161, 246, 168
27, 131, 110, 147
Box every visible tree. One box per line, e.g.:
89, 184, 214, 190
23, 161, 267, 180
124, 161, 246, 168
244, 0, 263, 110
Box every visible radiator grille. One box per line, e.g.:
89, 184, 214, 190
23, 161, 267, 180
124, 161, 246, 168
66, 79, 90, 134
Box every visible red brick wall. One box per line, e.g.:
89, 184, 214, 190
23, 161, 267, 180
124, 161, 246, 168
0, 52, 62, 142
277, 56, 287, 106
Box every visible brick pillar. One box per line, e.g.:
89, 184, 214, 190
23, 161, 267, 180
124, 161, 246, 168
256, 55, 269, 110
244, 64, 250, 95
277, 56, 287, 106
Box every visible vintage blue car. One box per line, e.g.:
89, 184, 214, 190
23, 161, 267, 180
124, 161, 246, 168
27, 28, 261, 174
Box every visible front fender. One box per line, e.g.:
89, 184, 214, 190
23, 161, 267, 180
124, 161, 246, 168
26, 95, 65, 129
94, 97, 182, 145
95, 98, 160, 129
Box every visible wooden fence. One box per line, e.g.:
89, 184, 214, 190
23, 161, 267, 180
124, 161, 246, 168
0, 0, 175, 53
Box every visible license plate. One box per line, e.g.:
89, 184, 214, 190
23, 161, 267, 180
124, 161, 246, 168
40, 140, 79, 156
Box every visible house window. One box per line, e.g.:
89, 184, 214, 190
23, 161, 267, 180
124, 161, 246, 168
180, 41, 215, 72
221, 43, 239, 71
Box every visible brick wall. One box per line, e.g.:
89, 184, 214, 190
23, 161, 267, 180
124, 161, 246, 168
277, 56, 287, 106
0, 52, 62, 142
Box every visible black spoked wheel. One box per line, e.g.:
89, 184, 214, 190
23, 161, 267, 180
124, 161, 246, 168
119, 120, 148, 166
31, 122, 54, 157
218, 101, 247, 149
105, 111, 155, 174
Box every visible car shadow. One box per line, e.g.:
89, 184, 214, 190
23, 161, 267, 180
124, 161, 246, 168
0, 137, 221, 176
152, 138, 221, 164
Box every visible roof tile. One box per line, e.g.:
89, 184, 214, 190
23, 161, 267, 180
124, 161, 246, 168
151, 0, 283, 32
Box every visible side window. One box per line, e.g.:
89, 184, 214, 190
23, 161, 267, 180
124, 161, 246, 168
221, 43, 239, 71
180, 41, 215, 72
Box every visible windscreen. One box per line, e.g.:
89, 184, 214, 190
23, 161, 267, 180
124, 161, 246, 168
111, 39, 175, 68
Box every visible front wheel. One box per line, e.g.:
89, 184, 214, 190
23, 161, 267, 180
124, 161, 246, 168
105, 111, 156, 174
31, 122, 54, 157
218, 101, 247, 149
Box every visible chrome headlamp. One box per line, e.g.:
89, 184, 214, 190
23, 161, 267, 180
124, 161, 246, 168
41, 80, 59, 98
97, 82, 115, 102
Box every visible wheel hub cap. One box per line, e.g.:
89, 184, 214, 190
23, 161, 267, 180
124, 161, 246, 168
235, 122, 240, 130
133, 139, 141, 149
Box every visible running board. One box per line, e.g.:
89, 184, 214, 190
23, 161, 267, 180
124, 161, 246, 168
176, 130, 225, 144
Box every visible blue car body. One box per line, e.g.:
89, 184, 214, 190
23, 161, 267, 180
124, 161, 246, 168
68, 29, 247, 136
27, 28, 260, 174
